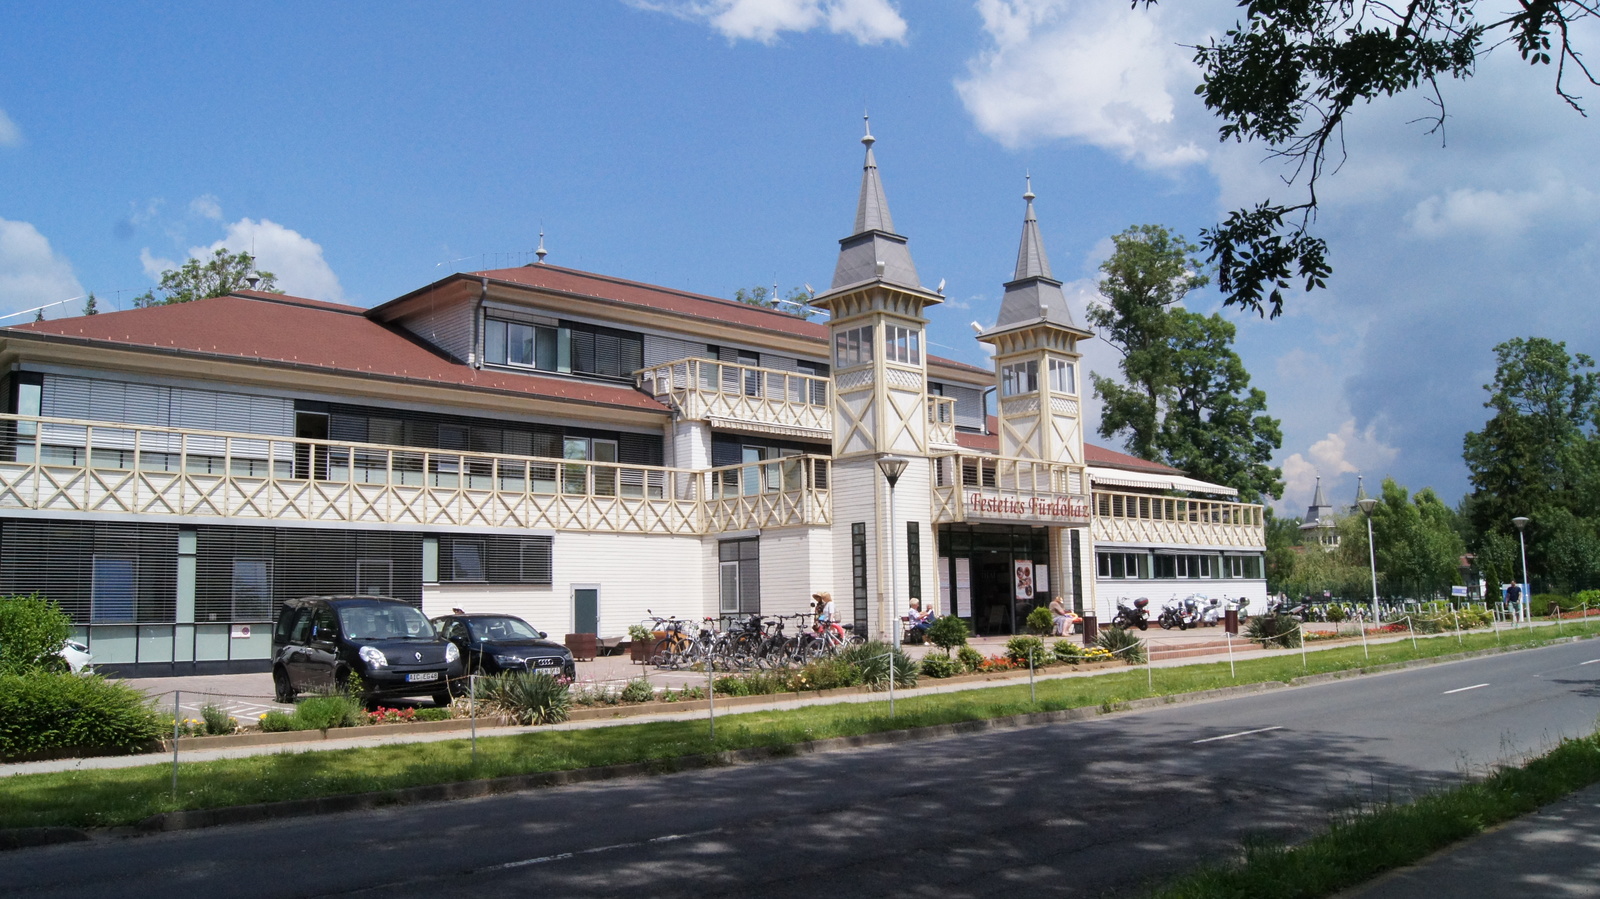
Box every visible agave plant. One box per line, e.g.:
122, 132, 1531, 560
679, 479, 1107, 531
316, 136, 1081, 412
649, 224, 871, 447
480, 671, 572, 725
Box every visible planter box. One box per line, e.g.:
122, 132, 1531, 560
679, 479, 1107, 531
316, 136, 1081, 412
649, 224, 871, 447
565, 633, 598, 661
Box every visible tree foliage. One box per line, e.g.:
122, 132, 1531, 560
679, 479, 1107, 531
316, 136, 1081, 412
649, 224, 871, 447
733, 285, 815, 320
133, 248, 280, 307
0, 594, 71, 676
1089, 225, 1284, 501
1462, 337, 1600, 593
1138, 0, 1598, 315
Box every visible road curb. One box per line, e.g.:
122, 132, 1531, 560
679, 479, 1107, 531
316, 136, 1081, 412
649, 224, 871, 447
10, 631, 1593, 848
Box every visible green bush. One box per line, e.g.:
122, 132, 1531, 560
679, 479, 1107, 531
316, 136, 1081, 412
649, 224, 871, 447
955, 645, 985, 673
1052, 639, 1084, 663
258, 710, 294, 732
1531, 594, 1567, 616
481, 672, 571, 725
199, 703, 236, 736
1247, 612, 1303, 648
1024, 606, 1054, 635
0, 594, 71, 676
413, 707, 451, 722
1004, 635, 1047, 666
0, 673, 163, 758
1573, 590, 1600, 610
919, 654, 960, 678
927, 615, 970, 654
837, 641, 918, 689
620, 678, 656, 703
1095, 625, 1146, 664
787, 656, 863, 691
294, 695, 364, 731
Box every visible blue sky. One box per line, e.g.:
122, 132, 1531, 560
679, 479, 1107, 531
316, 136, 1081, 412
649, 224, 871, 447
2, 1, 1596, 515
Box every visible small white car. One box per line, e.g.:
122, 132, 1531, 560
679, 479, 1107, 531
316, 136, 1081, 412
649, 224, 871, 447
58, 639, 92, 674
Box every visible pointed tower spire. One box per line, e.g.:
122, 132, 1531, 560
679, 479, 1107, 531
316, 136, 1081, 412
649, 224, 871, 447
829, 117, 921, 290
535, 230, 547, 264
986, 176, 1079, 335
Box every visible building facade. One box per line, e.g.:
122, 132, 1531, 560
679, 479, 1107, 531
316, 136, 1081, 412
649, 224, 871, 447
0, 127, 1265, 675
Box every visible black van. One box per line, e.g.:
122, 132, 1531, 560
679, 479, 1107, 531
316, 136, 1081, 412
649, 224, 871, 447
271, 595, 464, 705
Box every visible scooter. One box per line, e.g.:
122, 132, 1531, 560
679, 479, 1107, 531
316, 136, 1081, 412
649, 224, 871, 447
1200, 597, 1224, 627
1112, 597, 1150, 631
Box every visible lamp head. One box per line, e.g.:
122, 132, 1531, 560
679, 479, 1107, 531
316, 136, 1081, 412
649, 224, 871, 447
877, 455, 910, 487
1512, 516, 1530, 531
1357, 497, 1377, 516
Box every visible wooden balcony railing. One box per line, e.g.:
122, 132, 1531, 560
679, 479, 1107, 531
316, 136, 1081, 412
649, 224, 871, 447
927, 396, 957, 446
1092, 488, 1265, 548
637, 357, 831, 435
0, 415, 826, 536
703, 455, 831, 532
929, 452, 1088, 524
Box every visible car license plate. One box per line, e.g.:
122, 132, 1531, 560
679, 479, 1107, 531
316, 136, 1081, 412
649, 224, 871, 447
406, 671, 439, 683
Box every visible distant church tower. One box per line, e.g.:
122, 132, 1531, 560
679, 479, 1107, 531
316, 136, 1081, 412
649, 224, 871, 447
975, 180, 1096, 614
1299, 476, 1340, 550
809, 119, 943, 639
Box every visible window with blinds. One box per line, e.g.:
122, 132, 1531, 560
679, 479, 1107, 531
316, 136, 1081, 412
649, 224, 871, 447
0, 519, 178, 624
717, 538, 760, 615
436, 534, 554, 585
195, 525, 424, 620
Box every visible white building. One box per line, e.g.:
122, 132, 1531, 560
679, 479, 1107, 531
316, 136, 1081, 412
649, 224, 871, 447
0, 125, 1264, 675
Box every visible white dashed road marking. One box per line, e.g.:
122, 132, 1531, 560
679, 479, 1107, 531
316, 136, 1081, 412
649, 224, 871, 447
1442, 683, 1489, 695
1192, 726, 1283, 744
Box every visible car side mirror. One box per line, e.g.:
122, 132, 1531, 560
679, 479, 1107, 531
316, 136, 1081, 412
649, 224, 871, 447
539, 631, 548, 639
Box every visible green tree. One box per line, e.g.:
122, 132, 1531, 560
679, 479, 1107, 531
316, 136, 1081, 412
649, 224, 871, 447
1089, 225, 1284, 501
1264, 509, 1303, 594
133, 248, 280, 307
1352, 479, 1466, 599
83, 292, 98, 316
1462, 337, 1599, 588
733, 285, 815, 320
1137, 0, 1596, 315
0, 594, 71, 675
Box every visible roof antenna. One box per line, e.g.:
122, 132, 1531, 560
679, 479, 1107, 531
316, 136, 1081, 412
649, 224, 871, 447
535, 230, 548, 265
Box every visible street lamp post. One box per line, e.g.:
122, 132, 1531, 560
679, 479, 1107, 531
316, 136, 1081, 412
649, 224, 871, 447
877, 455, 909, 649
1513, 516, 1531, 622
1357, 478, 1379, 625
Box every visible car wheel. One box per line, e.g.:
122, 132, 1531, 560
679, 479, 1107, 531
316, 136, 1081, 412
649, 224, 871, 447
433, 691, 452, 707
272, 667, 296, 704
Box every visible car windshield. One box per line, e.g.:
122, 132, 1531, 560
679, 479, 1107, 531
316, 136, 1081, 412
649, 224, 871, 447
337, 604, 434, 641
467, 616, 543, 642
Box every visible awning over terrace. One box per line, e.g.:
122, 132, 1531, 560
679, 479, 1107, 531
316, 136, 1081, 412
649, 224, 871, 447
1087, 466, 1239, 498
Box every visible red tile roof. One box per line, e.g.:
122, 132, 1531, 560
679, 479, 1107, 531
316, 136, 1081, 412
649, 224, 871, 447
955, 416, 1183, 475
386, 264, 993, 377
7, 292, 669, 412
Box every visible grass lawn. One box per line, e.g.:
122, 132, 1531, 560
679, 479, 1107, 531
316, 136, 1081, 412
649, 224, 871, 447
3, 621, 1596, 831
1151, 725, 1600, 898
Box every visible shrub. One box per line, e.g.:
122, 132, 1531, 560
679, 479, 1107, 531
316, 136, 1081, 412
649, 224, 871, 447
0, 593, 71, 676
1024, 606, 1054, 635
1052, 640, 1084, 663
627, 623, 653, 644
480, 672, 571, 725
919, 654, 959, 678
1246, 612, 1303, 648
837, 640, 918, 689
955, 645, 985, 673
414, 707, 451, 721
0, 673, 162, 758
1004, 635, 1047, 666
1096, 625, 1146, 664
200, 703, 236, 735
620, 678, 656, 703
258, 710, 295, 732
1573, 589, 1600, 610
927, 615, 970, 655
1531, 594, 1567, 616
294, 695, 364, 731
787, 657, 862, 692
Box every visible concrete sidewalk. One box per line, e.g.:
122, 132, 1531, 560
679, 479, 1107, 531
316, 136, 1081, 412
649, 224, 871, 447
1342, 782, 1600, 898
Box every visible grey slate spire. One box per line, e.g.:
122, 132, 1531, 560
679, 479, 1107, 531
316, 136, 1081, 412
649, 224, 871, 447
830, 116, 921, 290
1304, 476, 1333, 522
987, 177, 1078, 334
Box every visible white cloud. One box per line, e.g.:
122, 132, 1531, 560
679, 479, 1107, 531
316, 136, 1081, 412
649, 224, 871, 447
188, 194, 223, 222
194, 218, 345, 302
632, 0, 906, 44
0, 218, 83, 320
0, 109, 20, 147
1405, 180, 1598, 239
1277, 419, 1399, 515
955, 0, 1216, 168
139, 248, 177, 280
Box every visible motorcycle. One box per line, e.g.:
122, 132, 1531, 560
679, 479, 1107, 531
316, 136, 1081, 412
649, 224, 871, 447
1199, 597, 1224, 627
1160, 596, 1206, 630
1112, 597, 1150, 631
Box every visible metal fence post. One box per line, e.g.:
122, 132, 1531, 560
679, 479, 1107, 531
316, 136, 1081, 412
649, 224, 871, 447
707, 662, 715, 742
469, 674, 477, 765
888, 652, 895, 719
171, 690, 180, 799
1028, 647, 1035, 704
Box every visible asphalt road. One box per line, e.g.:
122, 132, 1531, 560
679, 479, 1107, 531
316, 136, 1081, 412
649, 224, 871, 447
11, 640, 1600, 899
